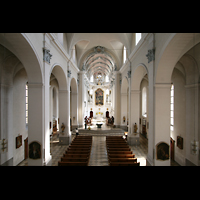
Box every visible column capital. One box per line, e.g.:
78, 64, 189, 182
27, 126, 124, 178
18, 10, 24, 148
28, 83, 43, 88
59, 89, 70, 93
154, 83, 171, 88
131, 89, 140, 94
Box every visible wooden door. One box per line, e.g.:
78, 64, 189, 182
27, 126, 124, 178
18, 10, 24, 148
170, 137, 175, 161
90, 111, 93, 118
24, 137, 28, 160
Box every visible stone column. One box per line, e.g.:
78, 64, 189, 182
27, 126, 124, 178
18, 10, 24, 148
154, 83, 171, 166
28, 83, 44, 166
185, 84, 200, 166
128, 71, 131, 135
71, 91, 78, 129
146, 33, 155, 166
43, 59, 52, 165
78, 71, 86, 128
120, 92, 128, 128
113, 72, 121, 127
59, 88, 71, 145
128, 89, 140, 145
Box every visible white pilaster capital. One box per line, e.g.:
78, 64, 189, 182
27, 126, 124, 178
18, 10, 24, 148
154, 83, 171, 88
131, 90, 140, 94
185, 83, 200, 89
28, 83, 43, 88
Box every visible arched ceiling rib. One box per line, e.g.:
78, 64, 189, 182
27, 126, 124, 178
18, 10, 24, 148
64, 33, 135, 84
83, 46, 115, 77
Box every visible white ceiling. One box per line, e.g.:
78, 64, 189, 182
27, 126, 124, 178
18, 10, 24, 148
65, 33, 135, 78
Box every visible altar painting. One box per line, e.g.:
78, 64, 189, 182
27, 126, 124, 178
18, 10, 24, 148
95, 88, 104, 106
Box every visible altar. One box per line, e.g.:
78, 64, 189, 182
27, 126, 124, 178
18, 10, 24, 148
96, 123, 103, 128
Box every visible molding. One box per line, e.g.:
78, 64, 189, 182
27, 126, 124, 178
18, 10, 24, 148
120, 33, 149, 74
131, 89, 140, 94
154, 83, 171, 88
28, 83, 43, 88
59, 89, 69, 93
185, 83, 200, 89
46, 33, 79, 73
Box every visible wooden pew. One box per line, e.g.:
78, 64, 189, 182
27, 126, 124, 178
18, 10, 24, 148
71, 141, 92, 144
106, 142, 127, 145
63, 154, 89, 158
106, 144, 129, 148
58, 161, 88, 166
108, 151, 133, 154
108, 154, 135, 158
61, 157, 88, 162
68, 145, 91, 148
65, 150, 90, 154
107, 148, 131, 151
106, 136, 123, 139
110, 162, 140, 166
109, 158, 137, 163
58, 135, 92, 166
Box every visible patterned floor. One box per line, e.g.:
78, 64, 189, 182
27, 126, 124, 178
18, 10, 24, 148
17, 133, 179, 166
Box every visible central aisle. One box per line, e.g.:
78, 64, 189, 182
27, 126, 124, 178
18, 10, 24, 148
88, 136, 109, 166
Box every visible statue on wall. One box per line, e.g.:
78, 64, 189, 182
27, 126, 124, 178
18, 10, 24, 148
134, 123, 138, 133
61, 123, 65, 133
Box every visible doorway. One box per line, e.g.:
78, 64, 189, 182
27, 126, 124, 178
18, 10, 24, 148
170, 137, 175, 161
24, 137, 28, 160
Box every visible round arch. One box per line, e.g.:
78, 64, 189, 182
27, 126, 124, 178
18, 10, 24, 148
0, 33, 43, 84
131, 63, 148, 90
50, 63, 68, 90
70, 77, 78, 93
156, 33, 200, 84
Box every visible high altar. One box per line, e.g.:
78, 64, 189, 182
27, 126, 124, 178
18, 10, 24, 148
87, 85, 113, 120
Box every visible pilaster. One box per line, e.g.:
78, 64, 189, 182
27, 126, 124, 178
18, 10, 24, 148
154, 83, 171, 166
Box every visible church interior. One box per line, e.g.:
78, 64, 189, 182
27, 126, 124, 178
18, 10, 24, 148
0, 33, 200, 166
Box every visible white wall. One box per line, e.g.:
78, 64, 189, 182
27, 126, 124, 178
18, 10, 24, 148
13, 67, 28, 166
171, 67, 186, 165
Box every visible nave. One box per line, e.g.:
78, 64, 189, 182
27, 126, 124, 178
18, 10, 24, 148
18, 133, 179, 166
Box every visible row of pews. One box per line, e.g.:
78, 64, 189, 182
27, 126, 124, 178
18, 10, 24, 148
58, 136, 92, 166
106, 136, 140, 166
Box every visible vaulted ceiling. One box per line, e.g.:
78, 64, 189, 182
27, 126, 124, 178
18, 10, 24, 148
65, 33, 135, 80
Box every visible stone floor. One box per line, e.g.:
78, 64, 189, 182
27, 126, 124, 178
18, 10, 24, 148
17, 133, 180, 166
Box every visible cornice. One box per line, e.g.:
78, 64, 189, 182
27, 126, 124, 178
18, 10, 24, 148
46, 33, 80, 73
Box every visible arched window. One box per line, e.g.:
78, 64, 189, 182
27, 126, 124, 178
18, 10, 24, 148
25, 82, 28, 125
170, 84, 174, 131
142, 87, 147, 117
123, 46, 127, 64
72, 45, 76, 64
90, 75, 94, 82
105, 75, 109, 82
136, 33, 142, 45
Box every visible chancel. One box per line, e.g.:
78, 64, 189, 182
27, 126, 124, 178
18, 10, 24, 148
0, 33, 200, 166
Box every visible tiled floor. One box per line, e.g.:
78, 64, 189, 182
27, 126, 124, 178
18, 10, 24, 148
89, 136, 108, 166
17, 133, 180, 166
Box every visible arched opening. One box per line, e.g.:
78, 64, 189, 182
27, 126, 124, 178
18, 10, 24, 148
49, 74, 59, 153
170, 48, 200, 166
155, 33, 200, 165
131, 64, 148, 135
50, 64, 70, 146
121, 77, 129, 131
140, 75, 148, 138
0, 33, 44, 166
70, 77, 78, 130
